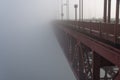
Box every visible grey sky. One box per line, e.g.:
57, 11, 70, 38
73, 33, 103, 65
60, 0, 116, 19
0, 0, 58, 26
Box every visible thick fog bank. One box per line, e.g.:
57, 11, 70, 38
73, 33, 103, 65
0, 24, 76, 80
0, 0, 76, 80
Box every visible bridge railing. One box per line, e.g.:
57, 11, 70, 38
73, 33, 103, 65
56, 20, 120, 46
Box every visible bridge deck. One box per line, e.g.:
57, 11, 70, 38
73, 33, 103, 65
57, 25, 120, 67
54, 21, 120, 80
59, 21, 120, 47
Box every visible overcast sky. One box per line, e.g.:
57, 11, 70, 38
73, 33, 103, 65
0, 0, 117, 22
60, 0, 116, 20
0, 0, 59, 26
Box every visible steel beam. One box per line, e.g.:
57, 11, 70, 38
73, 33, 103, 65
104, 0, 107, 23
114, 0, 120, 44
108, 0, 111, 23
54, 26, 120, 80
92, 53, 100, 80
58, 26, 120, 67
115, 0, 120, 24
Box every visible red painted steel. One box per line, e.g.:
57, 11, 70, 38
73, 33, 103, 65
54, 21, 120, 80
108, 0, 111, 23
115, 0, 120, 24
58, 21, 120, 45
104, 0, 107, 23
54, 0, 120, 79
57, 25, 120, 66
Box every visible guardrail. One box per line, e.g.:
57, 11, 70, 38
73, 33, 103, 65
55, 20, 120, 47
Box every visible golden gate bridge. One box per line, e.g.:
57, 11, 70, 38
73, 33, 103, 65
54, 0, 120, 80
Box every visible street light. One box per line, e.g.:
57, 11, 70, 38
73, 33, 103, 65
61, 0, 64, 20
61, 0, 69, 20
82, 0, 83, 21
66, 0, 69, 20
74, 4, 78, 21
79, 0, 83, 21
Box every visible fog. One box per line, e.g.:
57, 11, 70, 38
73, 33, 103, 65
0, 0, 76, 80
61, 0, 116, 20
0, 0, 117, 79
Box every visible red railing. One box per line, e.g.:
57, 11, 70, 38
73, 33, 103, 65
57, 21, 120, 46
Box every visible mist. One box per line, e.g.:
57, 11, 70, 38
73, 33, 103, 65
61, 0, 116, 20
0, 0, 76, 80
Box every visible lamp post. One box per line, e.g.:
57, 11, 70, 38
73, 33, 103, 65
74, 4, 78, 21
66, 0, 69, 20
61, 0, 64, 20
81, 0, 83, 21
79, 0, 81, 21
61, 0, 69, 20
79, 0, 83, 21
115, 0, 120, 24
61, 7, 64, 20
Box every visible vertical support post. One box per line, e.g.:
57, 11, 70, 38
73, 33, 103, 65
79, 43, 87, 80
79, 0, 81, 21
74, 4, 78, 21
66, 0, 69, 20
61, 0, 64, 20
92, 53, 101, 80
115, 0, 119, 24
114, 0, 120, 44
75, 8, 77, 21
61, 5, 64, 20
104, 0, 107, 23
82, 0, 83, 21
108, 0, 111, 23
